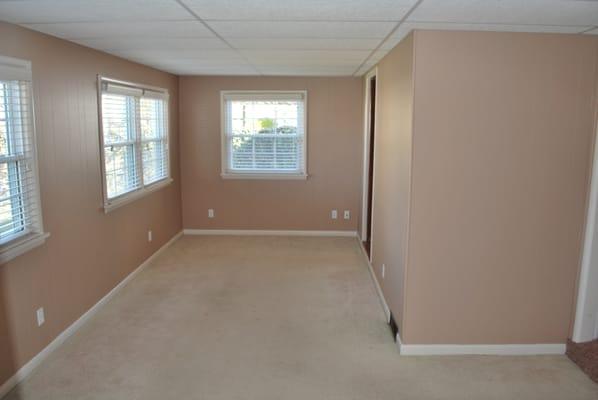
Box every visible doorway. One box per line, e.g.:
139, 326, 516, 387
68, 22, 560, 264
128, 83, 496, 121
574, 118, 598, 343
361, 69, 377, 257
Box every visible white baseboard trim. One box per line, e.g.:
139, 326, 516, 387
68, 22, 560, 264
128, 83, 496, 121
394, 319, 565, 356
397, 342, 566, 356
357, 239, 390, 323
183, 229, 358, 237
0, 230, 183, 399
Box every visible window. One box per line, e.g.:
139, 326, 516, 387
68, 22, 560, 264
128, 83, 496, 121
221, 91, 307, 179
0, 55, 47, 263
98, 77, 171, 211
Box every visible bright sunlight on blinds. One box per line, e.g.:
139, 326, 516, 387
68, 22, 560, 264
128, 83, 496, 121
221, 91, 307, 179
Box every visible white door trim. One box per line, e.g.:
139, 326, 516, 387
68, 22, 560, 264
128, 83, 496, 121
361, 68, 378, 243
573, 118, 598, 343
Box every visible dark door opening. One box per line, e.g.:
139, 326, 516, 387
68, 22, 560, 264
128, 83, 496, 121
363, 76, 376, 257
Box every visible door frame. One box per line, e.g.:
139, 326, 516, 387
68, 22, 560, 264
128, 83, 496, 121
361, 68, 378, 245
573, 117, 598, 342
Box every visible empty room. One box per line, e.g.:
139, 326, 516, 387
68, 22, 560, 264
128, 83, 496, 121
0, 0, 598, 399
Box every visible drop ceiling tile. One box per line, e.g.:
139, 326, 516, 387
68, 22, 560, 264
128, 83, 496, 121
0, 0, 190, 23
109, 49, 245, 61
379, 21, 591, 51
209, 21, 396, 39
241, 50, 369, 65
411, 21, 587, 35
258, 65, 356, 76
408, 0, 598, 27
147, 60, 255, 70
228, 38, 381, 50
184, 0, 417, 21
141, 62, 258, 76
23, 21, 214, 39
72, 37, 228, 52
176, 67, 259, 76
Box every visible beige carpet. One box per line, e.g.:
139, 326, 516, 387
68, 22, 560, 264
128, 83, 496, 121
4, 235, 598, 400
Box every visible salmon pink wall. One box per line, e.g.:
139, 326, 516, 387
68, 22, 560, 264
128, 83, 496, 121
0, 22, 182, 385
179, 76, 363, 232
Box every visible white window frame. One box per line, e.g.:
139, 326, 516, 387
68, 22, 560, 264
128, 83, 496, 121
0, 55, 49, 264
97, 76, 172, 213
220, 90, 308, 180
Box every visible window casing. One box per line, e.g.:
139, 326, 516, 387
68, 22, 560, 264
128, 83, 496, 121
98, 76, 171, 212
221, 91, 307, 179
0, 55, 47, 263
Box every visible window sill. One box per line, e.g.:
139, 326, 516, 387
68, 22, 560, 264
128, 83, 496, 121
221, 172, 308, 180
104, 177, 173, 213
0, 231, 50, 265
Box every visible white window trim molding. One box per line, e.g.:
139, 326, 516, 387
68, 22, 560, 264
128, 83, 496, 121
0, 55, 49, 263
0, 232, 50, 264
220, 172, 307, 180
97, 75, 172, 213
220, 90, 308, 180
103, 177, 173, 213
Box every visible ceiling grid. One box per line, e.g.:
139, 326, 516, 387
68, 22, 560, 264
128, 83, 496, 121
0, 0, 596, 76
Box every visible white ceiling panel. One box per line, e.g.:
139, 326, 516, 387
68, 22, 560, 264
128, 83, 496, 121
0, 0, 189, 23
183, 0, 417, 21
241, 50, 369, 65
383, 21, 590, 46
209, 21, 396, 39
72, 37, 228, 52
258, 65, 357, 76
109, 49, 245, 61
228, 38, 381, 50
23, 21, 214, 39
2, 0, 597, 76
408, 0, 598, 27
140, 61, 258, 76
380, 19, 593, 52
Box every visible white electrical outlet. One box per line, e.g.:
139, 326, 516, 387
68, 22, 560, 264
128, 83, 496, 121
382, 264, 385, 279
343, 210, 350, 220
331, 209, 338, 219
36, 307, 45, 327
208, 209, 215, 218
148, 230, 153, 242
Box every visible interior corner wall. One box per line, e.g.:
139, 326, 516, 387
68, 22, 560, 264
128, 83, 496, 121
404, 30, 598, 345
0, 22, 182, 387
179, 76, 363, 232
368, 33, 415, 335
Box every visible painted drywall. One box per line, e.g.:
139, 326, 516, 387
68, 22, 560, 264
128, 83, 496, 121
403, 31, 598, 344
367, 34, 414, 335
0, 22, 182, 386
179, 76, 363, 231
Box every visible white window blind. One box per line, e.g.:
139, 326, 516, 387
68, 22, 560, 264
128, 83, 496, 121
99, 77, 170, 211
0, 55, 47, 262
221, 91, 307, 179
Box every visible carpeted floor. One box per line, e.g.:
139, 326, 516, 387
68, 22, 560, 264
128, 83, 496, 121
567, 339, 598, 383
4, 235, 598, 400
